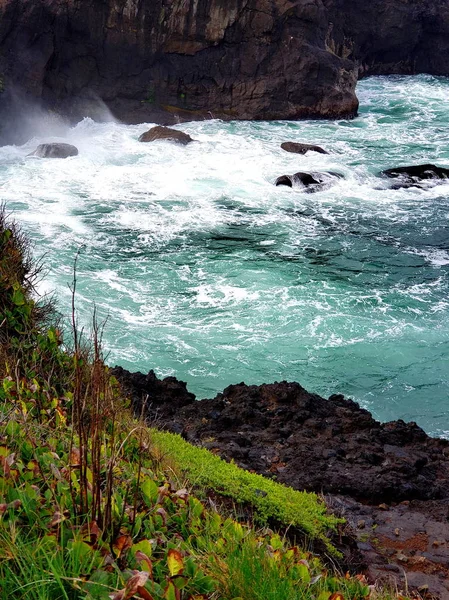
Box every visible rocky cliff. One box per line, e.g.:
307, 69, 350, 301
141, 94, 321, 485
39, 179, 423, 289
0, 0, 448, 142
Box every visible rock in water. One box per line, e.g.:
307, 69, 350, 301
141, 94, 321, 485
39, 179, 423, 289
275, 175, 295, 188
138, 126, 194, 145
275, 171, 342, 191
28, 143, 79, 158
382, 164, 449, 188
281, 142, 328, 155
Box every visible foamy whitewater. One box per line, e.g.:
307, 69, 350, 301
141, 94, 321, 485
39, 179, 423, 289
1, 75, 449, 436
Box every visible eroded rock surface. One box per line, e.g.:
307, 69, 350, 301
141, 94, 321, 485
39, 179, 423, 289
1, 0, 449, 142
281, 142, 328, 155
139, 126, 194, 144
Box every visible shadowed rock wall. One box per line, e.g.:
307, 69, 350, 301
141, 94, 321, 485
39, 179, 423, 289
0, 0, 448, 141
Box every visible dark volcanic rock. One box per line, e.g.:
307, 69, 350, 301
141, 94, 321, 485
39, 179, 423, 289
275, 171, 341, 191
139, 126, 194, 145
112, 368, 449, 596
111, 366, 195, 419
28, 143, 79, 158
2, 0, 449, 143
276, 172, 321, 188
382, 164, 449, 188
112, 370, 449, 504
281, 142, 328, 155
275, 175, 295, 188
0, 0, 359, 144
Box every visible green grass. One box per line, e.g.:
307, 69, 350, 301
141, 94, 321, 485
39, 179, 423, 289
150, 429, 342, 554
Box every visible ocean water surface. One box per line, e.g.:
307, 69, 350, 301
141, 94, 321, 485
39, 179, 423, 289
1, 75, 449, 436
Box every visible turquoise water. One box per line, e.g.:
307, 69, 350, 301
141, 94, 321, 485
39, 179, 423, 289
1, 75, 449, 436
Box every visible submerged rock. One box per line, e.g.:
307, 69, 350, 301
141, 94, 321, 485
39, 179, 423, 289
281, 142, 328, 155
382, 164, 449, 188
28, 143, 79, 158
275, 171, 342, 191
138, 126, 194, 145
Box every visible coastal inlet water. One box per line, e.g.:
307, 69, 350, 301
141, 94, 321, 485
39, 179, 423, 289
1, 75, 449, 437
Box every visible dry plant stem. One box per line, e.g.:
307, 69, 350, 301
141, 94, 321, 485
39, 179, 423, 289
69, 247, 87, 519
132, 395, 149, 536
90, 307, 109, 529
103, 411, 115, 536
91, 317, 103, 526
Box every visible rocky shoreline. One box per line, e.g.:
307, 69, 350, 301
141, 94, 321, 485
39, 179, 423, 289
112, 366, 449, 598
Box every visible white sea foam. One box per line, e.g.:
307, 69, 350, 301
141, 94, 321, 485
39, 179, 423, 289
1, 75, 449, 434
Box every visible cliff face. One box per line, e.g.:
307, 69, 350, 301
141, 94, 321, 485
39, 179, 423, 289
0, 0, 448, 139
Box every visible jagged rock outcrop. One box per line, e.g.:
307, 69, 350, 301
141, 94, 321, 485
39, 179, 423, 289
112, 368, 449, 503
1, 0, 449, 143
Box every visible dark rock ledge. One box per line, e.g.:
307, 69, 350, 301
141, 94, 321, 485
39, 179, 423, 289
112, 366, 449, 598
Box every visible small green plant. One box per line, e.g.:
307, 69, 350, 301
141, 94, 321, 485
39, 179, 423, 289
142, 88, 156, 104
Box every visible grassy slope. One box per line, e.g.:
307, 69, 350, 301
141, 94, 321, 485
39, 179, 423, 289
0, 210, 403, 600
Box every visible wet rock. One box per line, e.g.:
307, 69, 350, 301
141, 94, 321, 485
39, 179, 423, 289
381, 164, 449, 189
138, 126, 194, 145
281, 142, 328, 155
275, 175, 295, 188
275, 172, 342, 192
28, 143, 79, 158
111, 366, 195, 418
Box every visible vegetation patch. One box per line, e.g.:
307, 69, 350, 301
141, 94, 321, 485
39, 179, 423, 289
0, 207, 408, 600
150, 429, 342, 554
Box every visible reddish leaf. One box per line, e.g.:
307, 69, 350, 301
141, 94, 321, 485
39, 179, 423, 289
7, 499, 21, 510
137, 586, 155, 600
164, 581, 180, 600
113, 534, 133, 558
136, 551, 153, 577
80, 520, 102, 545
126, 571, 149, 596
156, 507, 168, 525
329, 594, 345, 600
